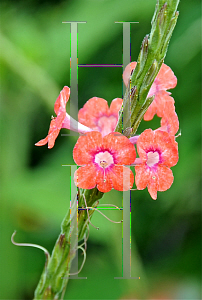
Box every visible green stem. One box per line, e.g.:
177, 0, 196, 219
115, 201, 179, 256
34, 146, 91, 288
115, 0, 179, 135
34, 188, 103, 299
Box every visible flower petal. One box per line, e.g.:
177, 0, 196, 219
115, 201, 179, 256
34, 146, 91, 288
109, 98, 123, 114
160, 102, 179, 135
103, 133, 136, 165
96, 168, 113, 193
136, 129, 154, 162
97, 115, 118, 136
144, 91, 174, 121
35, 136, 49, 147
147, 175, 158, 200
74, 164, 97, 189
54, 86, 70, 115
156, 165, 174, 191
123, 62, 137, 86
110, 165, 134, 191
35, 118, 60, 149
73, 131, 103, 165
146, 165, 174, 200
143, 95, 158, 121
152, 130, 178, 167
135, 165, 160, 200
78, 97, 109, 129
155, 63, 177, 91
135, 165, 151, 190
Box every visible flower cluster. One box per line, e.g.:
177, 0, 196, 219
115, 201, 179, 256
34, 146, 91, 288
36, 62, 179, 199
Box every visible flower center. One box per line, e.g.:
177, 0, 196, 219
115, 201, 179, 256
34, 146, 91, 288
95, 151, 114, 168
146, 151, 160, 167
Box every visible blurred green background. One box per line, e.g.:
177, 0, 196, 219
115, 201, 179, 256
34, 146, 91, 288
0, 0, 201, 299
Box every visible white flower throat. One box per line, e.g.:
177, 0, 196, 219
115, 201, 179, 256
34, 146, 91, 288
95, 151, 114, 169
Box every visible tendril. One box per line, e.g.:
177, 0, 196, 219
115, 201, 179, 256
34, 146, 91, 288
83, 193, 99, 230
98, 203, 122, 210
79, 223, 89, 252
11, 230, 50, 263
92, 207, 123, 224
175, 130, 181, 138
69, 246, 86, 275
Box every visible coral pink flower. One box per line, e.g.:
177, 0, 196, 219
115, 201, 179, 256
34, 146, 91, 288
129, 102, 179, 148
144, 90, 175, 120
35, 86, 92, 149
123, 62, 177, 121
73, 131, 136, 193
78, 97, 123, 136
134, 129, 178, 200
159, 101, 179, 136
123, 61, 138, 87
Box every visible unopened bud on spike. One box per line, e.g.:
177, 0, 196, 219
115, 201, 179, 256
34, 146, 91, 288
143, 60, 158, 89
135, 35, 149, 79
158, 3, 167, 27
123, 127, 132, 137
130, 86, 137, 98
